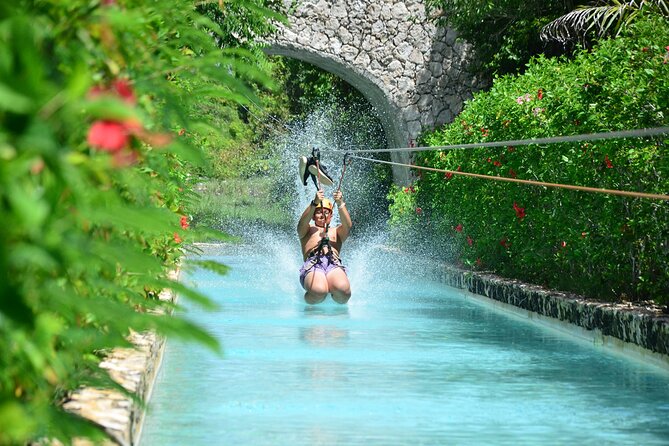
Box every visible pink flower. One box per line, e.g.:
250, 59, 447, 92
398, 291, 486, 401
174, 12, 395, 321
87, 120, 130, 152
467, 235, 473, 246
515, 93, 532, 104
513, 202, 526, 220
415, 207, 423, 215
454, 224, 463, 232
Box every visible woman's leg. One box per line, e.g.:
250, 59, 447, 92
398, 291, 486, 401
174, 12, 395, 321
327, 268, 351, 304
303, 270, 328, 304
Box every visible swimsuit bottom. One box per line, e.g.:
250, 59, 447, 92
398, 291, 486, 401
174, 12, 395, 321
299, 253, 346, 287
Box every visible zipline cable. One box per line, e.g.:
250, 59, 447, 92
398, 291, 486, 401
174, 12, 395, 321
331, 126, 669, 154
348, 154, 669, 201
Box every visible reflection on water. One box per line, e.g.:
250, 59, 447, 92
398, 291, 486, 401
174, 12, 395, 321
300, 306, 350, 382
140, 247, 669, 446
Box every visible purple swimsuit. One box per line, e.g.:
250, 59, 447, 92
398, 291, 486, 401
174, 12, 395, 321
299, 253, 347, 287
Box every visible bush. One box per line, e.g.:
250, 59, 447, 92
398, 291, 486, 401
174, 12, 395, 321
389, 13, 669, 303
0, 0, 277, 443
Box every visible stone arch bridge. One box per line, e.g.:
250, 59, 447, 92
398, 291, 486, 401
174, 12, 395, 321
264, 0, 487, 184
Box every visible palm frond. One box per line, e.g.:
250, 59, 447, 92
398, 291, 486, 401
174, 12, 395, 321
540, 0, 669, 44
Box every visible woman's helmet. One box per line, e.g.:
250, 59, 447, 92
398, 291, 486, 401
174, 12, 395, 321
316, 199, 334, 212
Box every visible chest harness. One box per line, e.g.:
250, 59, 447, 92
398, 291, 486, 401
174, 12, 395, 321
306, 223, 342, 266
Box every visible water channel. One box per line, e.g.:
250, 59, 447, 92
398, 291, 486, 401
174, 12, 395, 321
139, 236, 669, 445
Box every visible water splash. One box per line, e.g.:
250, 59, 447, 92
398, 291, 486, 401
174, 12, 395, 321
270, 102, 390, 231
221, 100, 434, 303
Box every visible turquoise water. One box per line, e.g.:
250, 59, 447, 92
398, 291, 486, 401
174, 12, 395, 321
140, 243, 669, 445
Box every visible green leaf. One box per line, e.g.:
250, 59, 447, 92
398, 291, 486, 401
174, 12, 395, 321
0, 82, 33, 113
187, 259, 230, 276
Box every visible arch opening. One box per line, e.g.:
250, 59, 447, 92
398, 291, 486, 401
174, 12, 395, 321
263, 44, 412, 185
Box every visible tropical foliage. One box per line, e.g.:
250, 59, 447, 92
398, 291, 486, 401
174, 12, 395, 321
388, 13, 669, 303
424, 0, 578, 74
0, 0, 279, 443
541, 0, 669, 44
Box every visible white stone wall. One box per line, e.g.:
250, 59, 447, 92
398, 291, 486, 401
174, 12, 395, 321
266, 0, 488, 183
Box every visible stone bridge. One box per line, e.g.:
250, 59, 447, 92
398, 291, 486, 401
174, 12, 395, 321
264, 0, 488, 184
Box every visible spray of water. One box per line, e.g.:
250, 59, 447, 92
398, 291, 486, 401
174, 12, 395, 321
223, 101, 442, 304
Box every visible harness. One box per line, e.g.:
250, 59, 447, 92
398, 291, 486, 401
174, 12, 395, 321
306, 223, 340, 263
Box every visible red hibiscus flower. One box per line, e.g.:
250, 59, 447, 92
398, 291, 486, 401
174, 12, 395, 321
467, 235, 473, 246
605, 155, 613, 168
454, 224, 463, 232
87, 120, 130, 152
88, 78, 136, 105
445, 171, 453, 180
173, 232, 182, 244
508, 168, 517, 178
537, 89, 543, 100
111, 79, 136, 104
500, 237, 511, 248
180, 216, 189, 229
493, 160, 502, 167
416, 207, 423, 215
513, 202, 526, 220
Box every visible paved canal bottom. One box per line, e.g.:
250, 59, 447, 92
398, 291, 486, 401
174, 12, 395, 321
140, 242, 669, 445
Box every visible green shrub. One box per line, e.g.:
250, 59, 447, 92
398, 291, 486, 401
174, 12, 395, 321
0, 1, 278, 443
390, 13, 669, 302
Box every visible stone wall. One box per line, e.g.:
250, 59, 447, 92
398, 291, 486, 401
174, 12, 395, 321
61, 276, 176, 446
437, 265, 669, 367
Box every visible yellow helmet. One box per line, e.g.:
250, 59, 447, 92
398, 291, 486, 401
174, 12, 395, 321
317, 198, 334, 211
